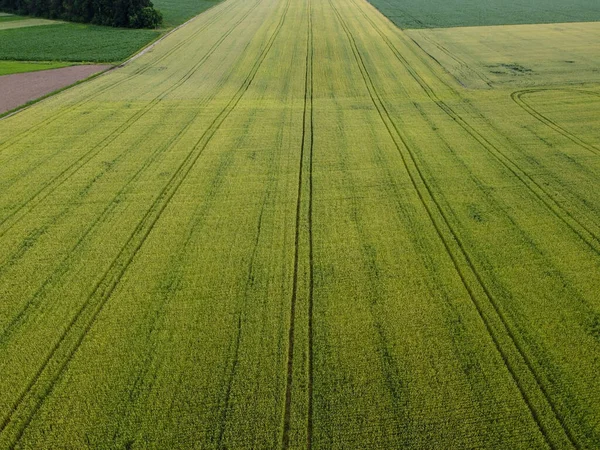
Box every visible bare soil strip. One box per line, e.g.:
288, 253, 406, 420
0, 65, 111, 115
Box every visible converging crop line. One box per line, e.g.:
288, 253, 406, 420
357, 4, 600, 256
114, 127, 257, 446
0, 0, 264, 240
216, 189, 271, 447
282, 0, 313, 446
216, 315, 244, 447
328, 1, 578, 448
348, 6, 598, 445
306, 1, 315, 446
0, 0, 265, 306
0, 0, 291, 443
0, 0, 238, 150
0, 96, 203, 347
417, 33, 494, 88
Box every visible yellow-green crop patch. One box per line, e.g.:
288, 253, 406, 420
0, 17, 61, 30
406, 21, 600, 89
0, 60, 75, 76
0, 0, 598, 448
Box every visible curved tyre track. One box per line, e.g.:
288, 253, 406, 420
511, 88, 600, 156
328, 0, 580, 448
349, 0, 600, 258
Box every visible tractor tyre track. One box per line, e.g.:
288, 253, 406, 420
329, 1, 578, 448
0, 97, 206, 345
282, 0, 313, 446
350, 0, 600, 257
511, 89, 600, 156
0, 0, 264, 240
0, 0, 238, 151
0, 0, 291, 443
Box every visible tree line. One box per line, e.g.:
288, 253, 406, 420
0, 0, 163, 28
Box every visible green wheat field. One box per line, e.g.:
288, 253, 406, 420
0, 0, 598, 447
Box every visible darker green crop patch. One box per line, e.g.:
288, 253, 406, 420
152, 0, 221, 27
0, 24, 160, 62
366, 0, 600, 29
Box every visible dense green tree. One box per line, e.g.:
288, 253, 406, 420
0, 0, 162, 28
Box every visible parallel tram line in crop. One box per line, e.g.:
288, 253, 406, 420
0, 0, 597, 446
325, 95, 411, 446
0, 96, 205, 346
0, 0, 292, 443
403, 32, 600, 229
306, 2, 315, 442
216, 201, 269, 447
404, 97, 599, 315
0, 0, 247, 187
282, 0, 313, 446
0, 0, 264, 242
113, 101, 275, 443
0, 0, 267, 292
327, 0, 579, 448
348, 0, 600, 257
368, 6, 600, 247
412, 32, 494, 88
0, 0, 239, 150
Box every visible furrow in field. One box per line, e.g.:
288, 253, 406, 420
216, 202, 269, 447
7, 0, 304, 444
0, 0, 262, 240
348, 0, 600, 256
282, 0, 313, 447
402, 30, 600, 237
410, 33, 494, 88
0, 0, 291, 442
327, 0, 579, 448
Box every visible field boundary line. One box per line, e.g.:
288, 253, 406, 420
0, 66, 114, 121
0, 0, 291, 442
119, 0, 234, 68
329, 0, 579, 448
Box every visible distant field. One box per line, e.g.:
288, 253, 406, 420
406, 22, 600, 89
153, 0, 222, 27
0, 13, 22, 22
0, 24, 159, 62
0, 16, 63, 31
0, 0, 220, 64
0, 60, 73, 76
0, 17, 63, 30
366, 0, 600, 29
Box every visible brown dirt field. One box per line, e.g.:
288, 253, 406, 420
0, 64, 112, 115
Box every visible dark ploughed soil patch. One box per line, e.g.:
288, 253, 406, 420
0, 64, 111, 115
